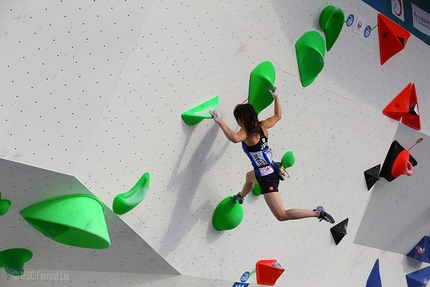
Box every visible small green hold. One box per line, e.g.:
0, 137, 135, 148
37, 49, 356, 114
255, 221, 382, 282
113, 172, 150, 215
181, 96, 219, 125
0, 248, 33, 276
319, 5, 345, 51
252, 184, 261, 196
281, 151, 295, 168
212, 196, 244, 231
0, 192, 11, 216
248, 61, 276, 114
295, 31, 326, 87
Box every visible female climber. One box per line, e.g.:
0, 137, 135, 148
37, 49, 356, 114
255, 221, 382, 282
210, 88, 335, 223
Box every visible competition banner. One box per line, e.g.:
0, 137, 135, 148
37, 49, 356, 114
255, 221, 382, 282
363, 0, 430, 45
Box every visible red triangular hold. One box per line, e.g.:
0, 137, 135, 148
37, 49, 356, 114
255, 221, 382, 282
382, 83, 411, 121
256, 259, 285, 286
377, 13, 410, 65
401, 83, 421, 130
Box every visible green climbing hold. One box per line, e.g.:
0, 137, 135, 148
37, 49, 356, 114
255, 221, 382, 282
248, 61, 276, 114
0, 192, 11, 216
319, 5, 345, 51
252, 184, 262, 196
20, 194, 111, 249
0, 248, 33, 276
113, 172, 150, 215
281, 151, 295, 168
295, 31, 326, 87
182, 96, 219, 125
212, 196, 244, 231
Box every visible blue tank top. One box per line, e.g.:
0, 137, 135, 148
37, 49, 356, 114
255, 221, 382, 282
242, 129, 274, 176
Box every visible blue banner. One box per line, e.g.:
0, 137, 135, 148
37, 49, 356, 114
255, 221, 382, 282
232, 282, 249, 287
363, 0, 430, 45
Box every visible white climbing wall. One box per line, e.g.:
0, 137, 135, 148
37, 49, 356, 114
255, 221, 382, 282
355, 124, 430, 254
0, 0, 430, 286
0, 159, 180, 275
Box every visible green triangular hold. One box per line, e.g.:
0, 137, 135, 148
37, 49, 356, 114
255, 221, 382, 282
0, 248, 33, 276
113, 172, 150, 215
319, 5, 345, 51
181, 96, 219, 126
248, 61, 276, 114
212, 196, 244, 231
295, 31, 326, 87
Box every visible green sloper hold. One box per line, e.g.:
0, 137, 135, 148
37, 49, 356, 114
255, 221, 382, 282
252, 184, 261, 196
113, 172, 150, 215
20, 194, 111, 249
0, 248, 33, 276
248, 61, 276, 114
295, 31, 326, 87
182, 96, 219, 126
281, 151, 295, 168
319, 5, 345, 51
0, 192, 11, 216
212, 196, 244, 231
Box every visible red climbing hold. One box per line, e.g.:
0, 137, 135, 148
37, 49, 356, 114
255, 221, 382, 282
391, 149, 414, 178
377, 13, 410, 65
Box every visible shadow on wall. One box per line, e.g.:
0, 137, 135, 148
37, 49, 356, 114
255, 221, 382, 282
354, 163, 430, 254
402, 253, 425, 272
157, 123, 229, 256
382, 205, 430, 252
